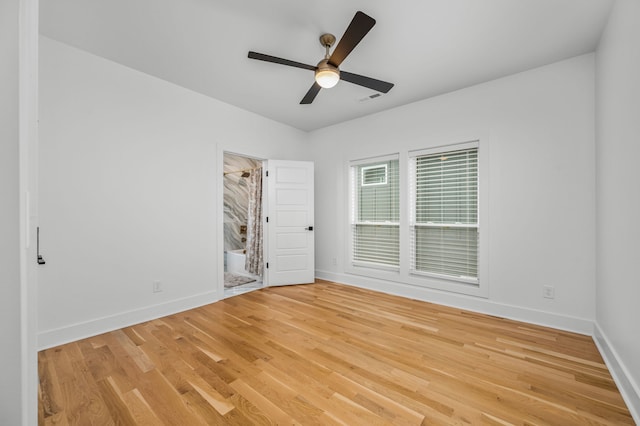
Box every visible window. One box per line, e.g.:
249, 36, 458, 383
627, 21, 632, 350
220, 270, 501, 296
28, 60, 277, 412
361, 164, 388, 186
410, 143, 479, 283
346, 140, 484, 296
350, 156, 399, 269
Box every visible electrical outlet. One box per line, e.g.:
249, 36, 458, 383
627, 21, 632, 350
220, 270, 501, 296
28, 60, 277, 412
153, 281, 162, 293
332, 257, 338, 266
543, 285, 554, 299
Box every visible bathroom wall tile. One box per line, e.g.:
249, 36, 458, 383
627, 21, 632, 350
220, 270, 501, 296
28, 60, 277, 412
223, 153, 260, 251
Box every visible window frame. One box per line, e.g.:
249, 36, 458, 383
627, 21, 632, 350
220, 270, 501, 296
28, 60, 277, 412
348, 154, 401, 273
409, 141, 479, 285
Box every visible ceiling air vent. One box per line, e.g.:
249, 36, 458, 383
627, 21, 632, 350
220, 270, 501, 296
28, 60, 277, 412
358, 93, 383, 103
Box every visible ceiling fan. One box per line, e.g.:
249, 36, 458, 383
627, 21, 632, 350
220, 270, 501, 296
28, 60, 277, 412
248, 11, 394, 104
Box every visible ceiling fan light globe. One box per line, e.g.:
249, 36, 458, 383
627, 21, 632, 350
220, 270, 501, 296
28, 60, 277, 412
315, 59, 340, 89
315, 69, 340, 88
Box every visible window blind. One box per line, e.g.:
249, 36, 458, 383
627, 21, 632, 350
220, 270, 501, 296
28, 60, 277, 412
351, 157, 400, 268
410, 146, 478, 281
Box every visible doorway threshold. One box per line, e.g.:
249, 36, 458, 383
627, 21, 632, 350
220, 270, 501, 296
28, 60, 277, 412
224, 280, 264, 298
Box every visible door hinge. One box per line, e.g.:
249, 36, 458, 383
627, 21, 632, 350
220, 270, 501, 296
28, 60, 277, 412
266, 262, 269, 269
266, 170, 269, 177
266, 216, 269, 223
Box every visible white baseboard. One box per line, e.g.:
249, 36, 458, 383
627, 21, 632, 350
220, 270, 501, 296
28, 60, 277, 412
37, 290, 220, 350
316, 270, 593, 335
593, 323, 640, 424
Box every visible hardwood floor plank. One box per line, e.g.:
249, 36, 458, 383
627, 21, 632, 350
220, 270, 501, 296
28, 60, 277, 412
223, 393, 275, 426
230, 378, 300, 425
134, 369, 207, 426
179, 387, 229, 424
111, 330, 155, 373
241, 371, 325, 423
39, 281, 634, 425
95, 377, 138, 425
119, 388, 165, 426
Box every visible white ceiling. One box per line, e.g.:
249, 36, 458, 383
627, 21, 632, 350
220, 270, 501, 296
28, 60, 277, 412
40, 0, 613, 132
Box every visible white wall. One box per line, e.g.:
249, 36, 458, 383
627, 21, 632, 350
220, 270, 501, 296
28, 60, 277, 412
0, 0, 23, 423
595, 0, 640, 419
38, 37, 307, 348
310, 54, 597, 333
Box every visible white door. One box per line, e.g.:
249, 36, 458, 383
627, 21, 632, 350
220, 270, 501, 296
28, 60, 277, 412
265, 160, 314, 286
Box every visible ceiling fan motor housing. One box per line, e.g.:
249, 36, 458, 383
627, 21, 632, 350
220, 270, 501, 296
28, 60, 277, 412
319, 33, 336, 49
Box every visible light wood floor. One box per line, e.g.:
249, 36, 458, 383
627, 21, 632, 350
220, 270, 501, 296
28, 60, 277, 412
39, 281, 633, 425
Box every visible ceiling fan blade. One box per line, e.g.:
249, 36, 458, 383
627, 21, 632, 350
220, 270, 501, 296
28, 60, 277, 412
340, 71, 394, 93
300, 82, 322, 104
328, 11, 376, 67
248, 51, 316, 71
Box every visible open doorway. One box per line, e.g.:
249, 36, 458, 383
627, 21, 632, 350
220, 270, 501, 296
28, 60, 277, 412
223, 152, 265, 297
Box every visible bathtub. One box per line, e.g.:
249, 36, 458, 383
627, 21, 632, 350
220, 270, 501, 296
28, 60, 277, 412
226, 249, 261, 280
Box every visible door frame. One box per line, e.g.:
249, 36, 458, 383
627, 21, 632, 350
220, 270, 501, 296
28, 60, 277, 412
218, 150, 267, 296
16, 0, 40, 422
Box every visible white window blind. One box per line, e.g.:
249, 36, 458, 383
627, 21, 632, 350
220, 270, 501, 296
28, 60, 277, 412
351, 156, 400, 269
410, 145, 478, 282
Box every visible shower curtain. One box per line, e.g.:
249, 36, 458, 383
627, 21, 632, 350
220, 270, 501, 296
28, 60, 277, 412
245, 167, 263, 276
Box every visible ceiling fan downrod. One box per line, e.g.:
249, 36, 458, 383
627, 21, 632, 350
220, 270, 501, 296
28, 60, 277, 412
319, 33, 336, 59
